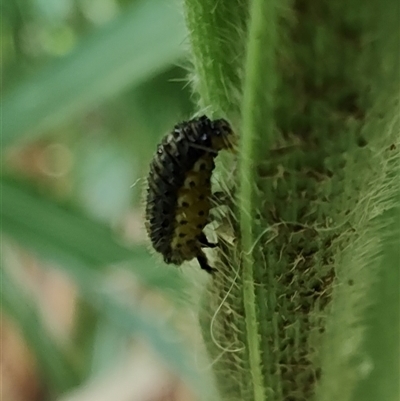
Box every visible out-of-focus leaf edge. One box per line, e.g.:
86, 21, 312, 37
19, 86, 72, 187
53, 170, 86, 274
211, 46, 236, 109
2, 0, 187, 147
1, 176, 185, 294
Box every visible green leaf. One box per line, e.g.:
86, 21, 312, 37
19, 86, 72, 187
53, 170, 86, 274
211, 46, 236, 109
1, 176, 185, 295
2, 0, 187, 146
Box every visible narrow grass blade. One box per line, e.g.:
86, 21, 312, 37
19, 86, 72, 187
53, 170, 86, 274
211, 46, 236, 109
2, 0, 187, 146
1, 176, 184, 294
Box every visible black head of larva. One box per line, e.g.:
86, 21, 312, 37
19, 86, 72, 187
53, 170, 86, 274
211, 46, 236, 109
145, 116, 234, 274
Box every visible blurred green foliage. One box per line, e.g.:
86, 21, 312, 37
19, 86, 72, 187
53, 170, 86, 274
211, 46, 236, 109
1, 0, 210, 399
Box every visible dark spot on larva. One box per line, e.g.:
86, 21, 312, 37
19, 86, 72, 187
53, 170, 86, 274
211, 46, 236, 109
176, 244, 182, 248
182, 201, 189, 207
199, 163, 207, 170
199, 194, 205, 200
179, 233, 186, 238
348, 279, 354, 286
198, 211, 205, 216
389, 143, 396, 150
180, 220, 188, 225
197, 224, 203, 229
189, 181, 196, 188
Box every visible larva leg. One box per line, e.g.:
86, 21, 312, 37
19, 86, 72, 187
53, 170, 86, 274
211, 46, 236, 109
211, 191, 227, 203
197, 252, 216, 274
211, 186, 236, 205
198, 232, 217, 248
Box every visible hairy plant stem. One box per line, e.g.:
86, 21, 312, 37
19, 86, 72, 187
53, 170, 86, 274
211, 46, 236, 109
239, 0, 278, 400
182, 0, 248, 117
183, 0, 400, 400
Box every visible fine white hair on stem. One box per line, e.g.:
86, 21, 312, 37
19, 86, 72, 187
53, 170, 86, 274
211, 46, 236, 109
209, 265, 244, 353
192, 309, 234, 372
130, 177, 143, 188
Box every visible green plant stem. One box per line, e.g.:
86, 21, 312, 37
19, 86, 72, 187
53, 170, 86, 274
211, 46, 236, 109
183, 0, 248, 117
185, 0, 400, 400
239, 0, 278, 400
